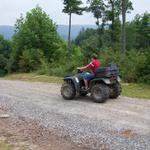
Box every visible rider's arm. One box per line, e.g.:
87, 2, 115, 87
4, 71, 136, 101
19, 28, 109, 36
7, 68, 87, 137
77, 62, 94, 70
77, 66, 87, 70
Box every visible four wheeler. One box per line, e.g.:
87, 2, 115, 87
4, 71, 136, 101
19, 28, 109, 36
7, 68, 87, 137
61, 63, 121, 103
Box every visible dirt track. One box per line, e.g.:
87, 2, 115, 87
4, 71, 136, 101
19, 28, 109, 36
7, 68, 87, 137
0, 79, 150, 150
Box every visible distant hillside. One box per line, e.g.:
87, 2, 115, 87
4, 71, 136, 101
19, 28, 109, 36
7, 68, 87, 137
0, 25, 97, 40
57, 25, 97, 40
0, 26, 15, 39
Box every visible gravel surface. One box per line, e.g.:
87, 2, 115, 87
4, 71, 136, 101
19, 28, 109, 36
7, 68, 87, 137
0, 109, 89, 150
0, 79, 150, 150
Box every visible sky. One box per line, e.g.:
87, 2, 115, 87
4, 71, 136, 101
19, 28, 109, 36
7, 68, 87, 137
0, 0, 149, 26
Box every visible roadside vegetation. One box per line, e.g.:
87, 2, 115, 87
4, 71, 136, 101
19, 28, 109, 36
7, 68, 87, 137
0, 1, 149, 97
0, 140, 27, 150
4, 73, 63, 84
122, 83, 150, 99
0, 140, 13, 150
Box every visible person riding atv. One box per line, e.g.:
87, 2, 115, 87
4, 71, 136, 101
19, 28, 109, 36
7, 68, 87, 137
77, 54, 101, 91
61, 57, 121, 103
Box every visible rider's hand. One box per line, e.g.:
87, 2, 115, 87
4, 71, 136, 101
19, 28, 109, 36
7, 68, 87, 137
77, 67, 81, 70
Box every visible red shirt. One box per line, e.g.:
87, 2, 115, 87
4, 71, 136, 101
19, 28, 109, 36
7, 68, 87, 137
85, 59, 101, 75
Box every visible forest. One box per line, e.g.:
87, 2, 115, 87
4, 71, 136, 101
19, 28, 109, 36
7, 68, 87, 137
0, 0, 150, 85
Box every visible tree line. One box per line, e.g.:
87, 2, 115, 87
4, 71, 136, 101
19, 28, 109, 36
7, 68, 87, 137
0, 1, 150, 84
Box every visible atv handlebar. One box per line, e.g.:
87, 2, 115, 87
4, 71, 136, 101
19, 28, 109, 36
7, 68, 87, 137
77, 68, 83, 73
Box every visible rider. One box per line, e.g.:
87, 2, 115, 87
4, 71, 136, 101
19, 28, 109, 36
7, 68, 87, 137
77, 54, 101, 90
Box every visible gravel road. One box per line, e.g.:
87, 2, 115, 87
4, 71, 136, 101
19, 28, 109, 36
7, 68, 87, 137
0, 79, 150, 150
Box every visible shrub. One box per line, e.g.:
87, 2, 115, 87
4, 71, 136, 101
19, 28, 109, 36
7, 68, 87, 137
19, 48, 45, 72
136, 49, 150, 84
0, 54, 7, 76
98, 48, 146, 83
37, 61, 67, 77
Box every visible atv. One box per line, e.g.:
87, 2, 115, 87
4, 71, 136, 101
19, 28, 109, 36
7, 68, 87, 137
61, 63, 121, 103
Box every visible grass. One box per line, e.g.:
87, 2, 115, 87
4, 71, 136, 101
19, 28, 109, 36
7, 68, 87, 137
1, 73, 150, 99
3, 73, 63, 84
0, 140, 12, 150
0, 140, 27, 150
122, 83, 150, 99
0, 139, 29, 150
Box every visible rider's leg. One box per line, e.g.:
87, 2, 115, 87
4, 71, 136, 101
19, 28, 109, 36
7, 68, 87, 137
83, 73, 94, 90
84, 79, 88, 89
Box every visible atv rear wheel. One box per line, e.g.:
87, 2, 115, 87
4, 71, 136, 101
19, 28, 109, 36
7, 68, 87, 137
109, 82, 121, 98
61, 82, 76, 100
91, 84, 109, 103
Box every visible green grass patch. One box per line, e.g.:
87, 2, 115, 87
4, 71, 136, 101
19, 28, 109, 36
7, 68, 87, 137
122, 83, 150, 99
3, 73, 63, 84
0, 140, 27, 150
0, 140, 13, 150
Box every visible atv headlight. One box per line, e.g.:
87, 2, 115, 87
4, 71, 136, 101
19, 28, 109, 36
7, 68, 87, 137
75, 77, 79, 83
117, 76, 121, 82
104, 79, 111, 84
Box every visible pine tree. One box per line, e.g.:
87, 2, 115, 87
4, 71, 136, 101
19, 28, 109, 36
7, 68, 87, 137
62, 0, 85, 59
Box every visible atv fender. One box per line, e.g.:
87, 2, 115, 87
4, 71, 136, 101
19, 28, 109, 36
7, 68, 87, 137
89, 78, 111, 89
64, 77, 80, 93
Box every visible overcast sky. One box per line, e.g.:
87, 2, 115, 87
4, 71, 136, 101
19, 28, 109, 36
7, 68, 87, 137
0, 0, 149, 26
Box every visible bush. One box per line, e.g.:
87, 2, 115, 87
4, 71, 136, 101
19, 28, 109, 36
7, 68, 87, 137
98, 47, 120, 66
37, 64, 67, 77
0, 54, 8, 76
0, 69, 6, 77
48, 66, 67, 77
119, 50, 146, 82
136, 49, 150, 84
19, 48, 45, 72
98, 48, 147, 83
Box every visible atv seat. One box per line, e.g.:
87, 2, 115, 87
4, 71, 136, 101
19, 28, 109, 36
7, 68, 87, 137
95, 64, 119, 78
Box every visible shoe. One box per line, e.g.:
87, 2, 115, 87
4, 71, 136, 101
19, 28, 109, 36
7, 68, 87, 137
82, 87, 89, 92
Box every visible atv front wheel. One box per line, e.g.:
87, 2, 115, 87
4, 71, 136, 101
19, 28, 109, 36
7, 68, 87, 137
61, 82, 76, 100
91, 84, 109, 103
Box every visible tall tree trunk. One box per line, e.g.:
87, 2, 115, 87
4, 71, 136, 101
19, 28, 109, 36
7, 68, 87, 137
68, 12, 72, 59
110, 0, 115, 50
98, 19, 105, 48
96, 18, 103, 48
121, 0, 126, 53
67, 12, 72, 68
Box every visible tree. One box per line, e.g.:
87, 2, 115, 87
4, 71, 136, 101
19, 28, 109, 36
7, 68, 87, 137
135, 12, 150, 49
88, 0, 133, 50
9, 6, 64, 72
121, 0, 126, 53
0, 35, 11, 58
87, 0, 106, 47
19, 48, 45, 72
0, 35, 11, 76
87, 0, 105, 27
74, 28, 96, 45
136, 49, 150, 84
120, 0, 133, 53
125, 12, 150, 50
105, 0, 133, 50
62, 0, 85, 59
